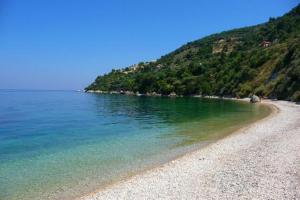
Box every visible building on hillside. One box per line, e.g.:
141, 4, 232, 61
260, 41, 271, 47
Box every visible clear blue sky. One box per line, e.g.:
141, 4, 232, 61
0, 0, 299, 90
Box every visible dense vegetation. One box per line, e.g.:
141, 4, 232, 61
86, 5, 300, 101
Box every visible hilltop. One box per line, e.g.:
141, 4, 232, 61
86, 4, 300, 101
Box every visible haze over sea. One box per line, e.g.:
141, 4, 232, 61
0, 90, 270, 200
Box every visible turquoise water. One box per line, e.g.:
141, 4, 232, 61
0, 90, 270, 200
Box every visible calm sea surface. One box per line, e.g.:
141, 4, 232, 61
0, 90, 271, 200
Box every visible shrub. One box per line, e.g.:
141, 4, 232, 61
291, 91, 300, 102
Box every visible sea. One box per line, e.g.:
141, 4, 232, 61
0, 90, 271, 200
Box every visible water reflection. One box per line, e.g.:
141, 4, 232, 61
87, 93, 270, 146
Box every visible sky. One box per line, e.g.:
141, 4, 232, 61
0, 0, 299, 90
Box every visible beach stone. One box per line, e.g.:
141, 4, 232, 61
169, 92, 177, 97
250, 95, 260, 103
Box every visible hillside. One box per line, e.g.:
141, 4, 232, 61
86, 4, 300, 101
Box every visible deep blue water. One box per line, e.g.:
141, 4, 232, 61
0, 90, 270, 200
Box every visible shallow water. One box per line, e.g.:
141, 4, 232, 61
0, 90, 271, 200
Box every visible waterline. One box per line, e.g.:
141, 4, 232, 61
0, 91, 271, 200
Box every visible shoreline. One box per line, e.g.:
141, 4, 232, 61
80, 100, 300, 200
85, 89, 250, 99
76, 99, 270, 199
85, 89, 278, 104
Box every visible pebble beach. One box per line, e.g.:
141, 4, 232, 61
81, 100, 300, 200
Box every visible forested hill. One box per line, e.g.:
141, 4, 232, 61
86, 4, 300, 101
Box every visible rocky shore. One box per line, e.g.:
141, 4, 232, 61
85, 90, 245, 99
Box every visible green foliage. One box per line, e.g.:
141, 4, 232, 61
86, 4, 300, 101
291, 91, 300, 102
237, 83, 253, 98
